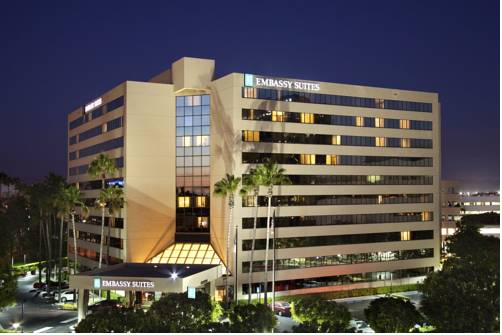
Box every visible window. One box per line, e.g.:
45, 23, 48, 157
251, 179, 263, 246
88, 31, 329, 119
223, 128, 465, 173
195, 135, 210, 146
197, 217, 209, 229
326, 155, 338, 165
243, 87, 257, 98
106, 96, 124, 112
367, 175, 381, 184
422, 212, 431, 221
332, 135, 341, 145
69, 135, 77, 145
243, 196, 256, 207
375, 117, 385, 128
375, 99, 385, 109
400, 119, 410, 129
272, 111, 285, 122
196, 196, 207, 208
301, 113, 314, 123
178, 196, 190, 208
401, 231, 411, 241
183, 136, 192, 147
243, 130, 260, 142
300, 154, 316, 165
356, 116, 364, 127
401, 138, 411, 148
375, 137, 386, 147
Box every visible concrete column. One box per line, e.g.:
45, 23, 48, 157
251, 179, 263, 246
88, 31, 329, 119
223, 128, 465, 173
77, 288, 89, 322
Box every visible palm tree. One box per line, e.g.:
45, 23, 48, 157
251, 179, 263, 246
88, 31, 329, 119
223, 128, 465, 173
64, 185, 88, 275
100, 186, 125, 266
54, 186, 71, 300
239, 168, 262, 303
255, 160, 291, 306
88, 154, 117, 269
214, 174, 241, 304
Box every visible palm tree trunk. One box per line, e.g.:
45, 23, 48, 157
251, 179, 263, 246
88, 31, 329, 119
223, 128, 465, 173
263, 187, 273, 305
38, 209, 43, 285
58, 216, 63, 300
45, 214, 52, 290
71, 214, 78, 274
98, 206, 105, 269
106, 215, 113, 300
225, 195, 234, 305
248, 189, 259, 304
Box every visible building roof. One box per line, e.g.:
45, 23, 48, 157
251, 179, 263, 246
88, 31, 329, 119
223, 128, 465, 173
76, 262, 218, 279
147, 242, 222, 265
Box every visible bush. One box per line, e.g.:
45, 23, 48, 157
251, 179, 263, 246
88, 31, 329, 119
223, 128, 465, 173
364, 296, 422, 332
291, 297, 352, 332
75, 308, 147, 332
228, 303, 276, 332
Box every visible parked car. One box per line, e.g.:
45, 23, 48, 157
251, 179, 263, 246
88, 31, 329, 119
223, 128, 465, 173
42, 281, 69, 291
88, 300, 122, 312
273, 301, 291, 316
54, 290, 77, 303
350, 320, 375, 333
302, 280, 322, 288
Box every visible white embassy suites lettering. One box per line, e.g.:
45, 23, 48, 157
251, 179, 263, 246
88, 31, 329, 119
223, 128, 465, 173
101, 280, 154, 289
255, 77, 320, 91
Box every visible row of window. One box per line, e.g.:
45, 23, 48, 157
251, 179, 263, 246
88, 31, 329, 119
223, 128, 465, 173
242, 267, 434, 294
77, 178, 124, 191
176, 95, 211, 107
242, 211, 433, 229
70, 246, 122, 265
242, 230, 434, 250
242, 109, 433, 130
242, 152, 433, 167
242, 248, 434, 273
69, 157, 124, 176
70, 230, 123, 249
78, 137, 124, 159
69, 96, 124, 130
242, 193, 433, 207
242, 88, 433, 113
75, 215, 124, 229
241, 174, 433, 186
242, 130, 433, 149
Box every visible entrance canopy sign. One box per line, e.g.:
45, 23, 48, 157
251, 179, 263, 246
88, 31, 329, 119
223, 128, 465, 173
93, 277, 154, 289
187, 286, 196, 299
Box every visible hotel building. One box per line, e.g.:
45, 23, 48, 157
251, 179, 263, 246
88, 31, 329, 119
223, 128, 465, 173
67, 57, 440, 301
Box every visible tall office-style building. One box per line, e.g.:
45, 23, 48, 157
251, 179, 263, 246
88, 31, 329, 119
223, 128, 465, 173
67, 57, 440, 299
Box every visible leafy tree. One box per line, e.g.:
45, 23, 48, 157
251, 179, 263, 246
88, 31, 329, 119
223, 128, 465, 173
214, 174, 241, 303
364, 296, 422, 332
64, 186, 88, 274
291, 297, 352, 332
0, 271, 16, 308
88, 153, 117, 269
228, 303, 277, 332
75, 307, 147, 332
255, 160, 290, 303
146, 292, 220, 332
420, 221, 500, 332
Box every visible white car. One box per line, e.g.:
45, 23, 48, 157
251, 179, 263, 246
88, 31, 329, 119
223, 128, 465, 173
350, 320, 375, 333
54, 290, 77, 302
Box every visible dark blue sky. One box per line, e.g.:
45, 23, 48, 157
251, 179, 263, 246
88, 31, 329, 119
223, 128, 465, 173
0, 0, 499, 189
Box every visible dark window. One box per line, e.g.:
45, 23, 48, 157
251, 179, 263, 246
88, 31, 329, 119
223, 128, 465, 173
78, 137, 124, 158
106, 96, 124, 112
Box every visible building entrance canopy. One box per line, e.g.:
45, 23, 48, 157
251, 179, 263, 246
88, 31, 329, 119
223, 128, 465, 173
70, 262, 222, 293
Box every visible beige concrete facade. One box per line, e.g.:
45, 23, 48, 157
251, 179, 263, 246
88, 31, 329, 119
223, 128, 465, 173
67, 57, 440, 299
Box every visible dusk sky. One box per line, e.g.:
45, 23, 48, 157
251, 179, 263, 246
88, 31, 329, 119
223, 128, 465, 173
0, 0, 499, 189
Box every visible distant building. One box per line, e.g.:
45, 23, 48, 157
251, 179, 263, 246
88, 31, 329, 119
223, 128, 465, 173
0, 183, 18, 199
440, 180, 500, 246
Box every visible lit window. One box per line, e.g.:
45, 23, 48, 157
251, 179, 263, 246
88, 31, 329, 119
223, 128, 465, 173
367, 175, 381, 184
377, 195, 383, 204
326, 155, 338, 165
243, 88, 257, 98
401, 231, 411, 241
272, 111, 285, 122
400, 119, 410, 129
243, 196, 256, 207
375, 137, 386, 147
102, 123, 108, 132
356, 116, 364, 127
195, 135, 210, 146
300, 154, 316, 165
243, 131, 260, 142
421, 212, 431, 221
332, 135, 341, 145
177, 196, 190, 208
183, 136, 192, 147
196, 196, 207, 208
375, 99, 385, 108
401, 138, 411, 148
375, 117, 385, 128
197, 216, 208, 228
301, 113, 314, 124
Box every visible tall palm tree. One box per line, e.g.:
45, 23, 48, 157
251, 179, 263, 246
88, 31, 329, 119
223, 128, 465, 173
88, 154, 117, 269
239, 168, 262, 304
100, 186, 124, 266
64, 185, 88, 274
214, 174, 241, 304
54, 186, 71, 300
255, 160, 291, 306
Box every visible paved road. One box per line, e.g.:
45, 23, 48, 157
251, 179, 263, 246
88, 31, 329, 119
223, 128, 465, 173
0, 273, 77, 333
